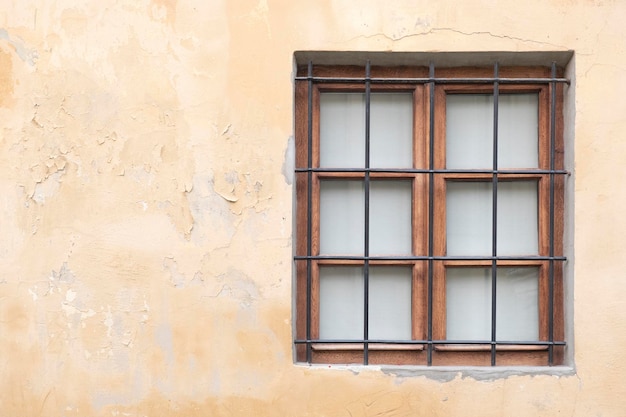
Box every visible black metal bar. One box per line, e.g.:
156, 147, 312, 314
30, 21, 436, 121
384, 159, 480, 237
295, 76, 571, 85
548, 62, 557, 365
295, 167, 570, 175
294, 339, 566, 345
427, 62, 435, 366
363, 61, 372, 365
305, 62, 314, 364
490, 62, 500, 366
294, 255, 567, 261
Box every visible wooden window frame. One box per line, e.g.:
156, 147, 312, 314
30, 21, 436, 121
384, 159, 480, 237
294, 64, 565, 366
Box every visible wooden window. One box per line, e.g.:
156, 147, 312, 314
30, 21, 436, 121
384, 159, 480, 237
294, 63, 567, 366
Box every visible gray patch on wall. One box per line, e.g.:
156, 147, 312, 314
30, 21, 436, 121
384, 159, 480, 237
282, 136, 295, 185
381, 366, 576, 382
0, 28, 38, 65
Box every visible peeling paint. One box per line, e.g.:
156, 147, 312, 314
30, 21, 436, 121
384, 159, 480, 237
32, 171, 63, 203
281, 136, 294, 185
0, 28, 38, 65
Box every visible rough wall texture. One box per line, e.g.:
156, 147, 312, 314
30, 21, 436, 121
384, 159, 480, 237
0, 0, 625, 416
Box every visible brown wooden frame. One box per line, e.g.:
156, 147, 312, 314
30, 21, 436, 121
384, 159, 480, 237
294, 65, 564, 366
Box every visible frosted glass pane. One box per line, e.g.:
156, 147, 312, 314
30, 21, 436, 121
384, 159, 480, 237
446, 181, 538, 256
319, 266, 412, 340
369, 267, 412, 340
370, 93, 413, 168
319, 266, 363, 339
320, 180, 412, 255
320, 181, 364, 255
320, 93, 365, 168
447, 95, 492, 168
446, 182, 492, 256
446, 94, 538, 169
370, 181, 412, 255
498, 182, 538, 255
320, 93, 413, 168
446, 267, 539, 341
446, 268, 491, 340
496, 267, 539, 340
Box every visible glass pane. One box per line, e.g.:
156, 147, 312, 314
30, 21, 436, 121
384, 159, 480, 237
446, 182, 492, 256
498, 182, 538, 255
446, 181, 538, 256
496, 267, 539, 340
369, 267, 412, 340
370, 181, 412, 255
370, 93, 413, 168
319, 266, 412, 340
320, 93, 365, 168
499, 94, 539, 168
320, 92, 413, 168
321, 180, 412, 255
446, 94, 538, 169
446, 268, 491, 340
446, 267, 539, 341
446, 95, 492, 169
320, 181, 364, 255
319, 266, 363, 340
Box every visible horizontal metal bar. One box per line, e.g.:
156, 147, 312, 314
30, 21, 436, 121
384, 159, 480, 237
295, 76, 571, 85
294, 255, 567, 262
295, 167, 570, 175
295, 339, 566, 346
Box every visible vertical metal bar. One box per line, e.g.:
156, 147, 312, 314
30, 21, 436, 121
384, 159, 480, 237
363, 61, 371, 365
548, 62, 557, 365
306, 61, 313, 363
427, 62, 435, 366
490, 62, 500, 366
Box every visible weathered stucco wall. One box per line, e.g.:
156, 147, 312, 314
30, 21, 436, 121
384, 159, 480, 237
0, 0, 625, 415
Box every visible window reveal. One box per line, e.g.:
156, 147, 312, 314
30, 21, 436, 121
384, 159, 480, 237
294, 62, 568, 366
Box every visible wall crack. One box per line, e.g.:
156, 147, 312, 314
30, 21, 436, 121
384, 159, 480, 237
344, 27, 570, 50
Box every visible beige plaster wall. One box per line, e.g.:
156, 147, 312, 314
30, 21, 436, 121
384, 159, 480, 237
0, 0, 625, 415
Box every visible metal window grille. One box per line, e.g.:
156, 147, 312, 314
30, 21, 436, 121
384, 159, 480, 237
294, 61, 569, 366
